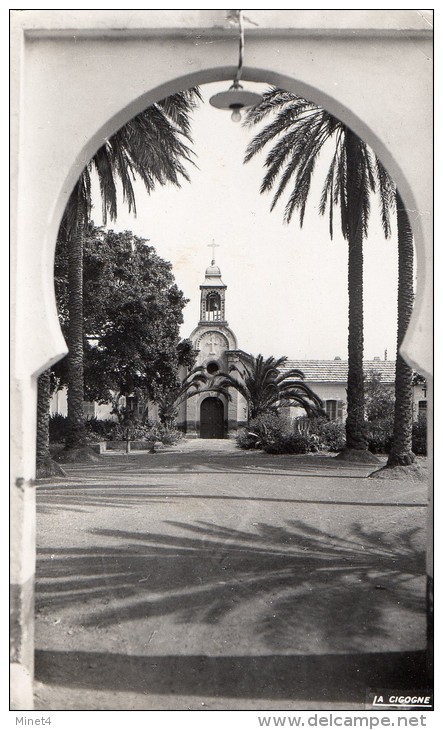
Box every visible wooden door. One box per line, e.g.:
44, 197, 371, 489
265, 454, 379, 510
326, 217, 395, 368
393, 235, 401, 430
200, 397, 224, 439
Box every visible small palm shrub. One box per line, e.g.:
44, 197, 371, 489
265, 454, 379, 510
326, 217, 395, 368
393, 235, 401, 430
157, 424, 182, 445
134, 421, 183, 446
236, 429, 262, 450
236, 412, 282, 451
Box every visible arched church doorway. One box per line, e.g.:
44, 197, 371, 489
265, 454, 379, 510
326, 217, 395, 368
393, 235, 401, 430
200, 397, 225, 439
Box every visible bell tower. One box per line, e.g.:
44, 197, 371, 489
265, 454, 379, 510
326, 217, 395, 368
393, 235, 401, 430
181, 242, 246, 439
199, 242, 227, 325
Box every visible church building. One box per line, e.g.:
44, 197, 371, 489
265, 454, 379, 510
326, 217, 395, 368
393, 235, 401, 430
50, 249, 428, 438
176, 253, 248, 438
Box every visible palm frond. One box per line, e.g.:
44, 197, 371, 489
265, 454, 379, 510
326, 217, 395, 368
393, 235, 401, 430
215, 354, 321, 422
374, 157, 395, 238
244, 89, 388, 246
156, 88, 201, 140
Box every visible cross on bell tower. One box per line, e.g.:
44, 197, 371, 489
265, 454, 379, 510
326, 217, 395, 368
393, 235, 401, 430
208, 240, 219, 265
199, 244, 227, 325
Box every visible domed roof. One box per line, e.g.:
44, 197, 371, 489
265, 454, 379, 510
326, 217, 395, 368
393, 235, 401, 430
205, 263, 221, 277
202, 258, 225, 286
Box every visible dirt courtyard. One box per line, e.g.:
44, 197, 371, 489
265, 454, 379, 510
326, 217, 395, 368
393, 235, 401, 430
33, 441, 431, 711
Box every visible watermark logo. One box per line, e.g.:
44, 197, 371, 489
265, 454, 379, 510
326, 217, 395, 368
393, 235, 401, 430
366, 690, 433, 710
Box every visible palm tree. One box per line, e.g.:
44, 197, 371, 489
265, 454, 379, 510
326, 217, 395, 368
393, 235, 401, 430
366, 187, 424, 477
154, 366, 234, 430
385, 191, 416, 467
35, 369, 66, 476
243, 89, 392, 460
51, 90, 200, 461
154, 367, 211, 429
215, 354, 323, 422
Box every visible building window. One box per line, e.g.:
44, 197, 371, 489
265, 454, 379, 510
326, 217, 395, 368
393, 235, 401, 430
418, 400, 427, 421
325, 399, 344, 422
207, 361, 220, 375
325, 400, 337, 420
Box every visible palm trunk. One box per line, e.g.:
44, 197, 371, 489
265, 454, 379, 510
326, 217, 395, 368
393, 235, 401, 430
65, 228, 86, 450
344, 131, 368, 451
387, 191, 416, 466
36, 369, 66, 476
36, 369, 51, 464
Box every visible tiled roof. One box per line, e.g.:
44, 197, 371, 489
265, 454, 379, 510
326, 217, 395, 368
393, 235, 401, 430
281, 359, 396, 383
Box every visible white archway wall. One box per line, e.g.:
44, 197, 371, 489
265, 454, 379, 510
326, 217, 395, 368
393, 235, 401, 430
12, 13, 432, 388
10, 10, 433, 708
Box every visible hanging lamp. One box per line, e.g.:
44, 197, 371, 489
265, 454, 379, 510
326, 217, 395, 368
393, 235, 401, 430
209, 10, 262, 122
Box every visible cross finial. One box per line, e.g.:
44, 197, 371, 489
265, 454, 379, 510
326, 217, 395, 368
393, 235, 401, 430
208, 240, 220, 265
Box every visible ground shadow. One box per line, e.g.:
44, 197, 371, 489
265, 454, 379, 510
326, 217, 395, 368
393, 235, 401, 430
35, 520, 426, 652
36, 483, 428, 514
39, 450, 385, 479
34, 648, 430, 705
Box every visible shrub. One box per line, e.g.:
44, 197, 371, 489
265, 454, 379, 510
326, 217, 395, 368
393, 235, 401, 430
318, 420, 346, 452
84, 417, 121, 442
303, 416, 346, 452
294, 416, 345, 452
49, 414, 183, 446
367, 418, 394, 454
107, 416, 174, 444
50, 414, 121, 444
412, 416, 427, 456
262, 431, 314, 455
157, 425, 182, 446
49, 414, 69, 443
364, 373, 395, 422
140, 421, 182, 446
128, 423, 156, 440
245, 412, 283, 448
237, 412, 317, 454
236, 429, 261, 450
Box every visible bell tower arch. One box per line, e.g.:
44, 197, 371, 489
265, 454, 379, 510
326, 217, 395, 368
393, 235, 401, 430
199, 243, 227, 325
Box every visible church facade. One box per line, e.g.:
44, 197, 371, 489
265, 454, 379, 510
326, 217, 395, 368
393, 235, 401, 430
176, 257, 248, 438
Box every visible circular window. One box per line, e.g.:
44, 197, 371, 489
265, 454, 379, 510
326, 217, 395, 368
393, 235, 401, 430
206, 361, 220, 375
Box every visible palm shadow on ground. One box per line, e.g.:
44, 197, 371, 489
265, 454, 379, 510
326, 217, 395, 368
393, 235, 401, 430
35, 519, 429, 703
40, 450, 385, 479
36, 482, 427, 514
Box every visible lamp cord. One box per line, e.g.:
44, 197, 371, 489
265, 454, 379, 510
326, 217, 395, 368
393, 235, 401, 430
233, 10, 245, 85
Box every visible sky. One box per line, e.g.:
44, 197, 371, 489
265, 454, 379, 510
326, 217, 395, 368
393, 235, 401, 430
92, 81, 402, 362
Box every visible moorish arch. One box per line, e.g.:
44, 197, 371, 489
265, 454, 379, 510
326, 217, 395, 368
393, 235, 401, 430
10, 10, 432, 708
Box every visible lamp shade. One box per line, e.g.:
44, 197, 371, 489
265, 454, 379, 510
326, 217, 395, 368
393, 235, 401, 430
209, 86, 262, 112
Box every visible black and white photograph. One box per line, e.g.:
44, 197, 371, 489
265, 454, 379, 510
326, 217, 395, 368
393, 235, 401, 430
10, 8, 434, 724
